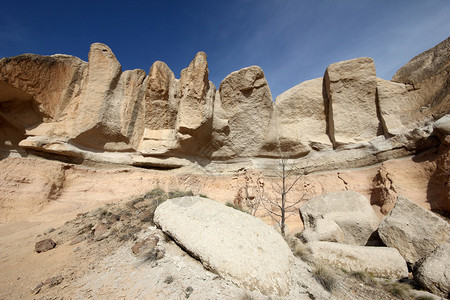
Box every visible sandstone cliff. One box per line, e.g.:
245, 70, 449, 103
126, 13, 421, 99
0, 38, 448, 172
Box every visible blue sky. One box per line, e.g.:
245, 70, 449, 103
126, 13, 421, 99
1, 0, 449, 98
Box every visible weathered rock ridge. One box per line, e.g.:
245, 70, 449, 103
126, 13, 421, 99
0, 38, 449, 172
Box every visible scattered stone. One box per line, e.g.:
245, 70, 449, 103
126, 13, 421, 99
414, 242, 450, 297
94, 230, 112, 242
43, 228, 55, 235
70, 235, 86, 245
378, 195, 450, 265
35, 238, 56, 253
30, 282, 43, 294
306, 241, 408, 279
154, 196, 293, 296
140, 246, 165, 262
44, 275, 64, 287
185, 286, 194, 298
164, 275, 174, 284
93, 223, 108, 236
299, 191, 379, 245
131, 234, 159, 255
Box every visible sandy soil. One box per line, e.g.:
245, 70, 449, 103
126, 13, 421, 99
0, 151, 447, 299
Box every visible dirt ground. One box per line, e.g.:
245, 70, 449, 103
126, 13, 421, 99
0, 152, 447, 299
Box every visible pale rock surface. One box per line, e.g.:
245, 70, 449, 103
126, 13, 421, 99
300, 218, 345, 243
154, 196, 293, 296
299, 191, 379, 245
433, 114, 450, 143
145, 61, 178, 130
306, 241, 408, 279
0, 53, 87, 120
376, 78, 424, 135
414, 242, 450, 297
116, 69, 147, 150
71, 43, 131, 150
213, 66, 273, 158
262, 78, 331, 157
0, 54, 86, 151
378, 195, 450, 265
176, 52, 215, 156
392, 37, 449, 121
370, 164, 398, 214
324, 57, 380, 145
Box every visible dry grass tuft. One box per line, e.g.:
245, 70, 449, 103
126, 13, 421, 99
293, 242, 312, 262
351, 271, 376, 287
167, 190, 193, 199
312, 264, 337, 292
384, 281, 412, 298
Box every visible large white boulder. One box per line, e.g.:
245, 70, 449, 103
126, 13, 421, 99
299, 191, 379, 245
154, 196, 293, 296
378, 195, 450, 265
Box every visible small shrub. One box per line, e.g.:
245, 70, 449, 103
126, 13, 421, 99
225, 202, 249, 214
140, 247, 165, 262
385, 281, 411, 298
312, 265, 336, 292
144, 188, 165, 199
199, 194, 208, 198
139, 211, 153, 223
351, 271, 376, 287
77, 223, 93, 235
168, 190, 193, 199
240, 292, 254, 300
97, 208, 109, 217
293, 242, 312, 262
117, 225, 140, 241
129, 197, 145, 207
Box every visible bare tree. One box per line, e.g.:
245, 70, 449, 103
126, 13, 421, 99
260, 156, 308, 236
233, 156, 310, 236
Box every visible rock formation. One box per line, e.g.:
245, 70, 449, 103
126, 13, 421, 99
324, 57, 380, 145
299, 191, 379, 245
306, 241, 408, 279
414, 242, 450, 297
0, 37, 448, 172
378, 195, 450, 265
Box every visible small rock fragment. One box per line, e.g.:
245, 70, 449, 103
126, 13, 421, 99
35, 238, 56, 253
30, 282, 43, 294
185, 286, 194, 298
70, 235, 86, 245
44, 228, 55, 235
164, 275, 174, 284
44, 275, 64, 287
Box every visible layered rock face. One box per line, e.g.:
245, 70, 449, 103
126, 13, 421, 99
0, 38, 449, 171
